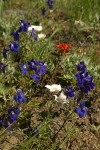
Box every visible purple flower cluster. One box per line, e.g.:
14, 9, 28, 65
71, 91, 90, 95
11, 20, 30, 42
74, 62, 95, 118
2, 20, 37, 73
14, 90, 25, 103
75, 101, 88, 118
0, 90, 25, 130
11, 30, 20, 41
30, 28, 38, 41
19, 20, 30, 33
46, 0, 54, 9
3, 20, 32, 57
41, 8, 46, 16
3, 48, 8, 59
41, 0, 54, 16
20, 63, 28, 74
75, 62, 94, 94
20, 59, 47, 83
9, 20, 30, 53
0, 106, 20, 130
9, 41, 19, 53
0, 62, 6, 73
65, 86, 75, 99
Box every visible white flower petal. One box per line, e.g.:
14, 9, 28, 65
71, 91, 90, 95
53, 95, 58, 101
38, 33, 46, 39
53, 91, 67, 103
28, 25, 42, 32
74, 20, 85, 27
45, 84, 61, 93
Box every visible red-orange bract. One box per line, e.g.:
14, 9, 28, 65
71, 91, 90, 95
56, 43, 71, 53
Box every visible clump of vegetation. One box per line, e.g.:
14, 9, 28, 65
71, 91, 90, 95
0, 0, 100, 149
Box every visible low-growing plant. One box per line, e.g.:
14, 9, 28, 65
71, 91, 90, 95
0, 0, 100, 149
58, 52, 100, 85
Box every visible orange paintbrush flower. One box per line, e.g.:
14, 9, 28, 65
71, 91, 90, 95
56, 43, 71, 53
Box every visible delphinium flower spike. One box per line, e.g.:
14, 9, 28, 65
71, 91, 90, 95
28, 59, 37, 71
3, 48, 8, 59
20, 59, 47, 83
18, 20, 30, 32
75, 101, 88, 118
36, 61, 47, 75
30, 28, 38, 41
1, 106, 20, 131
65, 86, 75, 99
20, 63, 28, 74
0, 62, 6, 73
11, 30, 20, 41
76, 61, 86, 73
9, 41, 19, 53
75, 62, 94, 94
46, 0, 54, 9
14, 90, 25, 103
41, 8, 46, 16
31, 74, 41, 83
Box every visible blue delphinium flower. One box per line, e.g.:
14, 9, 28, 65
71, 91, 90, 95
22, 59, 47, 83
65, 86, 75, 98
1, 106, 20, 131
36, 61, 47, 75
28, 59, 37, 71
2, 120, 10, 128
84, 72, 94, 89
7, 112, 17, 123
11, 30, 20, 41
30, 28, 38, 41
46, 0, 54, 9
14, 90, 25, 103
76, 62, 94, 94
37, 65, 47, 75
76, 71, 94, 94
19, 20, 30, 32
31, 74, 41, 83
20, 63, 28, 74
14, 106, 20, 115
76, 62, 86, 73
35, 60, 43, 66
3, 48, 8, 59
41, 8, 46, 16
8, 106, 20, 116
75, 101, 88, 118
0, 120, 3, 127
75, 72, 83, 85
0, 62, 6, 73
9, 41, 19, 53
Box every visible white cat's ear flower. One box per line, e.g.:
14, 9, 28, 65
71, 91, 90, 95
28, 25, 42, 32
50, 10, 53, 13
54, 91, 67, 103
38, 33, 46, 40
45, 84, 61, 93
74, 20, 85, 28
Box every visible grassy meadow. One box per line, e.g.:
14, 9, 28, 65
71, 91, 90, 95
0, 0, 100, 149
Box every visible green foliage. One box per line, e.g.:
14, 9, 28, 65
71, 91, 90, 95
59, 52, 100, 85
0, 0, 100, 149
0, 0, 3, 19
